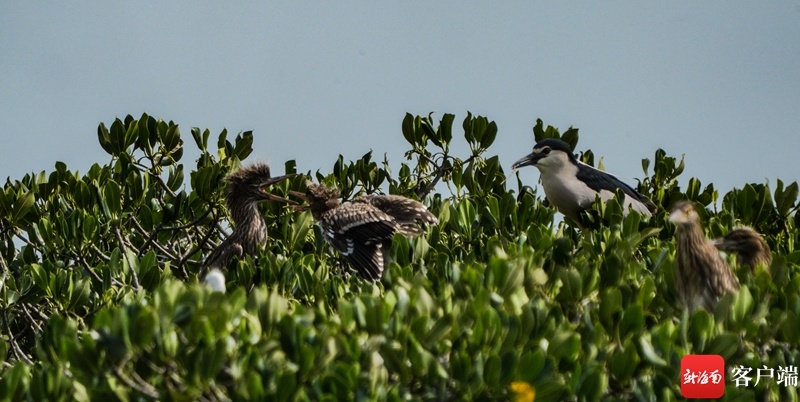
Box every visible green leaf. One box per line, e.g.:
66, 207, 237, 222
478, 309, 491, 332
532, 119, 545, 142
599, 287, 622, 333
689, 309, 714, 351
610, 340, 640, 383
729, 286, 753, 329
440, 113, 454, 147
97, 123, 114, 155
776, 181, 798, 216
705, 333, 739, 359
577, 364, 607, 401
233, 131, 254, 160
191, 127, 211, 151
11, 190, 35, 225
638, 335, 668, 367
561, 127, 579, 150
479, 121, 498, 149
30, 263, 51, 295
548, 331, 580, 364
517, 349, 545, 383
401, 113, 416, 147
616, 304, 643, 344
102, 180, 122, 216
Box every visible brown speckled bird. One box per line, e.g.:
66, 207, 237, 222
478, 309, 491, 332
669, 201, 739, 311
202, 163, 294, 271
291, 182, 438, 281
712, 227, 772, 272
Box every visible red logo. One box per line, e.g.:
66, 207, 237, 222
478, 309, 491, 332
681, 354, 725, 399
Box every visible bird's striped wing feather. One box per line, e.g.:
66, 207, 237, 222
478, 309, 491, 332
321, 204, 397, 281
354, 194, 438, 236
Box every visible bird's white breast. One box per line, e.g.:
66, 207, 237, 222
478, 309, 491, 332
538, 163, 596, 221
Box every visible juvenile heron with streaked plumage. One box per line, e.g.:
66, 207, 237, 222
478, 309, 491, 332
291, 182, 438, 281
669, 201, 739, 311
512, 138, 656, 225
202, 163, 294, 274
712, 227, 772, 272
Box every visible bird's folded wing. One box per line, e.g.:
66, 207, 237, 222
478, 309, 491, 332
576, 163, 657, 212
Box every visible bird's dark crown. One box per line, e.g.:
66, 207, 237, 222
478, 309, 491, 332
228, 163, 271, 182
297, 182, 342, 218
305, 182, 341, 203
226, 163, 277, 203
533, 138, 575, 159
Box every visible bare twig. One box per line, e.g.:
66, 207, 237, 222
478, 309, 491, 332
0, 253, 9, 274
75, 254, 104, 283
20, 304, 43, 333
113, 364, 160, 400
130, 218, 179, 261
78, 255, 123, 287
13, 233, 34, 247
3, 310, 33, 365
134, 161, 178, 199
24, 303, 50, 322
415, 153, 475, 199
89, 244, 111, 262
161, 208, 213, 231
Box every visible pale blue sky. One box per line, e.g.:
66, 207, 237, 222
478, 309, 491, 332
2, 3, 799, 198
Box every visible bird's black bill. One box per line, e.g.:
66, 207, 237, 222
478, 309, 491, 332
287, 190, 312, 211
511, 153, 542, 169
288, 190, 308, 202
260, 174, 297, 204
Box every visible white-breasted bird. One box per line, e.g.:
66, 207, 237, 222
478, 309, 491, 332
512, 138, 656, 224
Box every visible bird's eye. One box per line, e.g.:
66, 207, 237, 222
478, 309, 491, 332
542, 147, 551, 155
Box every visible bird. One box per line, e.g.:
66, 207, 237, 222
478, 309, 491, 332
712, 227, 772, 272
202, 163, 294, 272
669, 201, 739, 311
511, 138, 657, 225
290, 182, 438, 281
203, 268, 227, 292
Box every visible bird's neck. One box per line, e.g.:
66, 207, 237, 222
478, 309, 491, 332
309, 199, 340, 221
227, 200, 266, 230
676, 223, 706, 247
538, 160, 578, 186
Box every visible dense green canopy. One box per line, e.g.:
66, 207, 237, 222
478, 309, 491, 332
1, 113, 798, 401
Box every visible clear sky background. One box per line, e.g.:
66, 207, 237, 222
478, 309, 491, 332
2, 3, 799, 200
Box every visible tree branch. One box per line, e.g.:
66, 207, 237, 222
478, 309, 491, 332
114, 226, 140, 289
113, 364, 160, 400
3, 310, 33, 365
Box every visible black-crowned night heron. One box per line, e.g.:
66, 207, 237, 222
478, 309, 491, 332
669, 201, 739, 311
291, 183, 438, 281
202, 163, 294, 271
712, 227, 772, 272
511, 138, 656, 224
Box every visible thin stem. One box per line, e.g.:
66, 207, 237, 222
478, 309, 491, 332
3, 311, 33, 365
114, 226, 140, 289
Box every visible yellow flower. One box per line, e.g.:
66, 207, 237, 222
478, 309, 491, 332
509, 381, 535, 402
